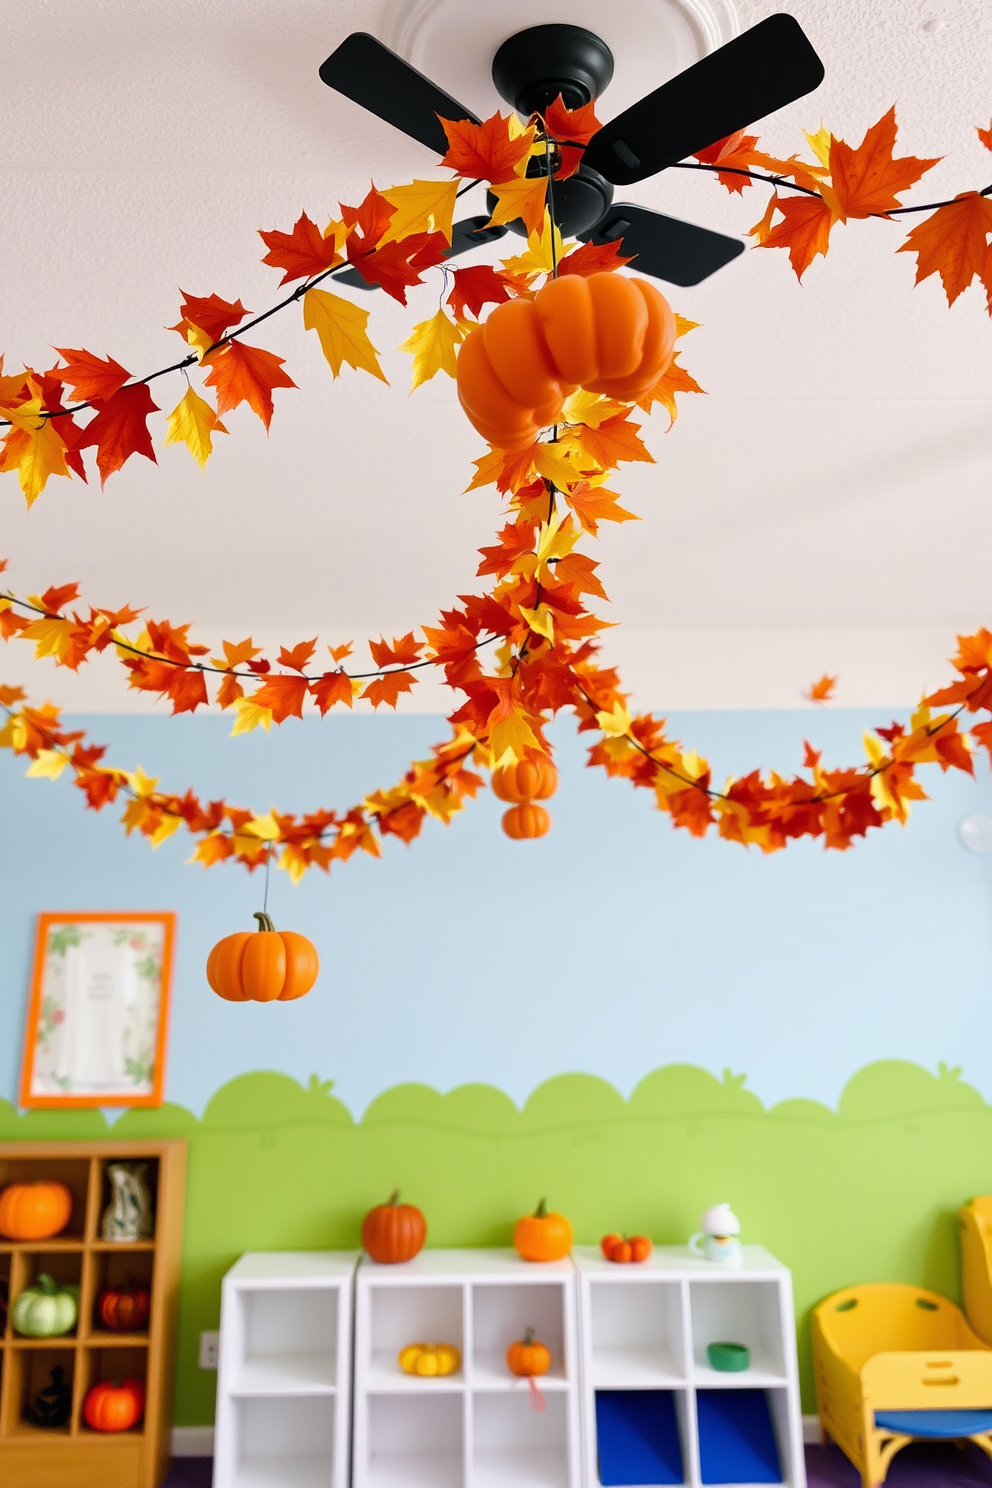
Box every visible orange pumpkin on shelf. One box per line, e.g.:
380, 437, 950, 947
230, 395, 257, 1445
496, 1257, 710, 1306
502, 803, 551, 840
83, 1376, 145, 1432
97, 1283, 151, 1333
507, 1327, 551, 1378
207, 912, 319, 1003
456, 271, 677, 450
361, 1192, 427, 1264
513, 1199, 573, 1262
601, 1233, 653, 1264
0, 1181, 72, 1241
492, 757, 558, 803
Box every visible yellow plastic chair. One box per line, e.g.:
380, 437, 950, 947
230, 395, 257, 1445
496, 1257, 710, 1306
960, 1199, 992, 1345
812, 1282, 992, 1488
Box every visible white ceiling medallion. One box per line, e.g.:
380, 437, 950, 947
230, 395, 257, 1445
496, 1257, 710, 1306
383, 0, 739, 123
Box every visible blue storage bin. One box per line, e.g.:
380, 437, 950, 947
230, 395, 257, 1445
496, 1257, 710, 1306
595, 1389, 685, 1486
696, 1390, 782, 1485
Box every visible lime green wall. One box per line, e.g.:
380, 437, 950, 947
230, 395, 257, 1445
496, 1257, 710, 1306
2, 1057, 989, 1424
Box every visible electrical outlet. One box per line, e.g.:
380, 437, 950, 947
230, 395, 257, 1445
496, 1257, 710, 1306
199, 1330, 220, 1369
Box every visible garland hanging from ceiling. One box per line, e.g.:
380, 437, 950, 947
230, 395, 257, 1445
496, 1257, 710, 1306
1, 104, 991, 878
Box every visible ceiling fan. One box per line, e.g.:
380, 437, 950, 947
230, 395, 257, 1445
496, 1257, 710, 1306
320, 14, 824, 290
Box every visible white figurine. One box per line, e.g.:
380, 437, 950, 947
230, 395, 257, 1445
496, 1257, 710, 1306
688, 1202, 743, 1264
101, 1161, 154, 1242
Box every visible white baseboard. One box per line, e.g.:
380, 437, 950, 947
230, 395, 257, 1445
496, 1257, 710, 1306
802, 1414, 822, 1444
172, 1425, 214, 1456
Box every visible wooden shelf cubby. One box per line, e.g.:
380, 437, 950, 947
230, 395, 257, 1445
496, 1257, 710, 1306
0, 1139, 186, 1488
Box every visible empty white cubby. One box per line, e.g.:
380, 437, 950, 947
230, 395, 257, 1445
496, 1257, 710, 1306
214, 1251, 357, 1488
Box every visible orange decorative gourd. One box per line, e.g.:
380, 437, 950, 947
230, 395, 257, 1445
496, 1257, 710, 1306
492, 757, 558, 803
601, 1233, 653, 1264
502, 803, 551, 840
361, 1191, 427, 1264
507, 1327, 551, 1377
513, 1198, 573, 1262
83, 1376, 145, 1432
98, 1283, 151, 1333
207, 912, 319, 1003
0, 1181, 72, 1241
457, 272, 677, 450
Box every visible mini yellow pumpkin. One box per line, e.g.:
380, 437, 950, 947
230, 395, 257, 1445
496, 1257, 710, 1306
398, 1342, 462, 1377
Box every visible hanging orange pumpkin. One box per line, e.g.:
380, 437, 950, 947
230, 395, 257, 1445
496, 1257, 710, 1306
513, 1199, 573, 1262
0, 1181, 72, 1241
502, 803, 551, 840
206, 913, 319, 1003
507, 1328, 551, 1377
492, 757, 558, 803
456, 272, 676, 450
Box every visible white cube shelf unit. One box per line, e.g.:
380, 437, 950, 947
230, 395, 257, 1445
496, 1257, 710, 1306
214, 1251, 358, 1488
353, 1248, 582, 1488
573, 1246, 805, 1488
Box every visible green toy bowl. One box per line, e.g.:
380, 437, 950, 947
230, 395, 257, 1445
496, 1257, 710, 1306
707, 1341, 750, 1372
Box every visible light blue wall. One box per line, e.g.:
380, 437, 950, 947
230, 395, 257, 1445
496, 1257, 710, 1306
2, 708, 991, 1115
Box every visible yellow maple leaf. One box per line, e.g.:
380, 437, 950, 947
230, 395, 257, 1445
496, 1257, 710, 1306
379, 179, 459, 245
241, 813, 281, 840
0, 421, 71, 507
0, 395, 44, 433
25, 748, 69, 780
164, 386, 228, 468
230, 696, 273, 735
399, 309, 464, 389
519, 603, 554, 641
500, 217, 567, 275
534, 442, 582, 490
128, 765, 160, 796
279, 844, 308, 885
804, 123, 833, 169
596, 702, 633, 737
675, 314, 700, 337
561, 390, 629, 428
487, 177, 549, 239
22, 616, 71, 663
303, 289, 388, 383
149, 813, 182, 847
490, 709, 541, 765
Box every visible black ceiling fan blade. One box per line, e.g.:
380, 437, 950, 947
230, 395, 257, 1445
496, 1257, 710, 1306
583, 13, 824, 187
581, 204, 744, 287
319, 33, 480, 157
332, 217, 509, 291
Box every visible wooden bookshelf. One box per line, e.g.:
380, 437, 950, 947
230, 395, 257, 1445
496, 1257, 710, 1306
0, 1139, 186, 1488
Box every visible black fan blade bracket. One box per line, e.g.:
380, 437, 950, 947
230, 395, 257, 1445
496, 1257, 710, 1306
581, 205, 744, 288
319, 32, 480, 157
583, 13, 825, 186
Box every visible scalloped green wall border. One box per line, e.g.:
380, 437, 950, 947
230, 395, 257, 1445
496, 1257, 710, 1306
2, 1058, 989, 1424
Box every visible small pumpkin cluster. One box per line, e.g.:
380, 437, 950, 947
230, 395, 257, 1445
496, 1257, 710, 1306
493, 757, 558, 841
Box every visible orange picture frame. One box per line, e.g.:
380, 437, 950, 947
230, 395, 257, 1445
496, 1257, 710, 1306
19, 911, 176, 1108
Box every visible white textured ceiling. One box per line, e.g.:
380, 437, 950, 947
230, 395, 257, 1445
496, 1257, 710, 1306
1, 0, 991, 711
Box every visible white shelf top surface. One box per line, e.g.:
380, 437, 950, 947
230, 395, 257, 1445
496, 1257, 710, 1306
232, 1352, 338, 1396
573, 1244, 788, 1278
473, 1447, 569, 1488
592, 1347, 686, 1390
235, 1454, 334, 1488
366, 1351, 465, 1391
368, 1449, 462, 1488
360, 1248, 575, 1280
227, 1250, 360, 1282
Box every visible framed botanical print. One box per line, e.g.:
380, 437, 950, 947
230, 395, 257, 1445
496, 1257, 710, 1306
19, 912, 176, 1108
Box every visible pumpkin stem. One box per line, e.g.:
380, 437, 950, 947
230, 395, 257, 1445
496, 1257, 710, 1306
38, 1273, 57, 1295
253, 911, 276, 933
387, 1190, 400, 1206
523, 1327, 536, 1346
535, 1198, 547, 1218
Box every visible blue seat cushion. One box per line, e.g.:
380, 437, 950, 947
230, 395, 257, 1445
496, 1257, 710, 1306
875, 1409, 992, 1438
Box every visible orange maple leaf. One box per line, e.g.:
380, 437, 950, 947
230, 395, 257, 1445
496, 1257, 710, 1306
276, 638, 317, 673
311, 671, 354, 713
369, 633, 423, 667
897, 192, 992, 305
565, 484, 637, 536
805, 674, 837, 704
751, 193, 836, 280
557, 240, 635, 277
543, 96, 601, 146
362, 672, 416, 708
694, 131, 762, 195
636, 352, 705, 427
52, 349, 131, 403
250, 674, 309, 722
259, 213, 342, 285
202, 342, 296, 429
447, 265, 511, 320
76, 384, 159, 485
439, 113, 533, 184
826, 107, 939, 221
570, 413, 654, 470
170, 291, 249, 345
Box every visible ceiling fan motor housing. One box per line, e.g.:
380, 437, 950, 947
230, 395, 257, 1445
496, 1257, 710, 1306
491, 24, 615, 116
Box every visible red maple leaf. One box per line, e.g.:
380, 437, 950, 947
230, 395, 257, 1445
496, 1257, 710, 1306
349, 233, 447, 304
202, 343, 296, 429
439, 114, 532, 184
37, 372, 88, 480
53, 349, 131, 403
38, 583, 80, 613
77, 384, 159, 485
558, 239, 635, 277
340, 186, 397, 251
543, 96, 601, 146
259, 214, 342, 285
447, 265, 511, 320
171, 291, 249, 345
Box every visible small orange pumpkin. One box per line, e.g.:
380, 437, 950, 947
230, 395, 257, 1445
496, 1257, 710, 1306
0, 1181, 72, 1241
502, 804, 551, 840
84, 1377, 145, 1432
492, 758, 558, 804
361, 1192, 427, 1264
514, 1198, 573, 1262
601, 1233, 653, 1264
98, 1283, 151, 1333
507, 1327, 551, 1377
457, 272, 676, 450
207, 912, 319, 1003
